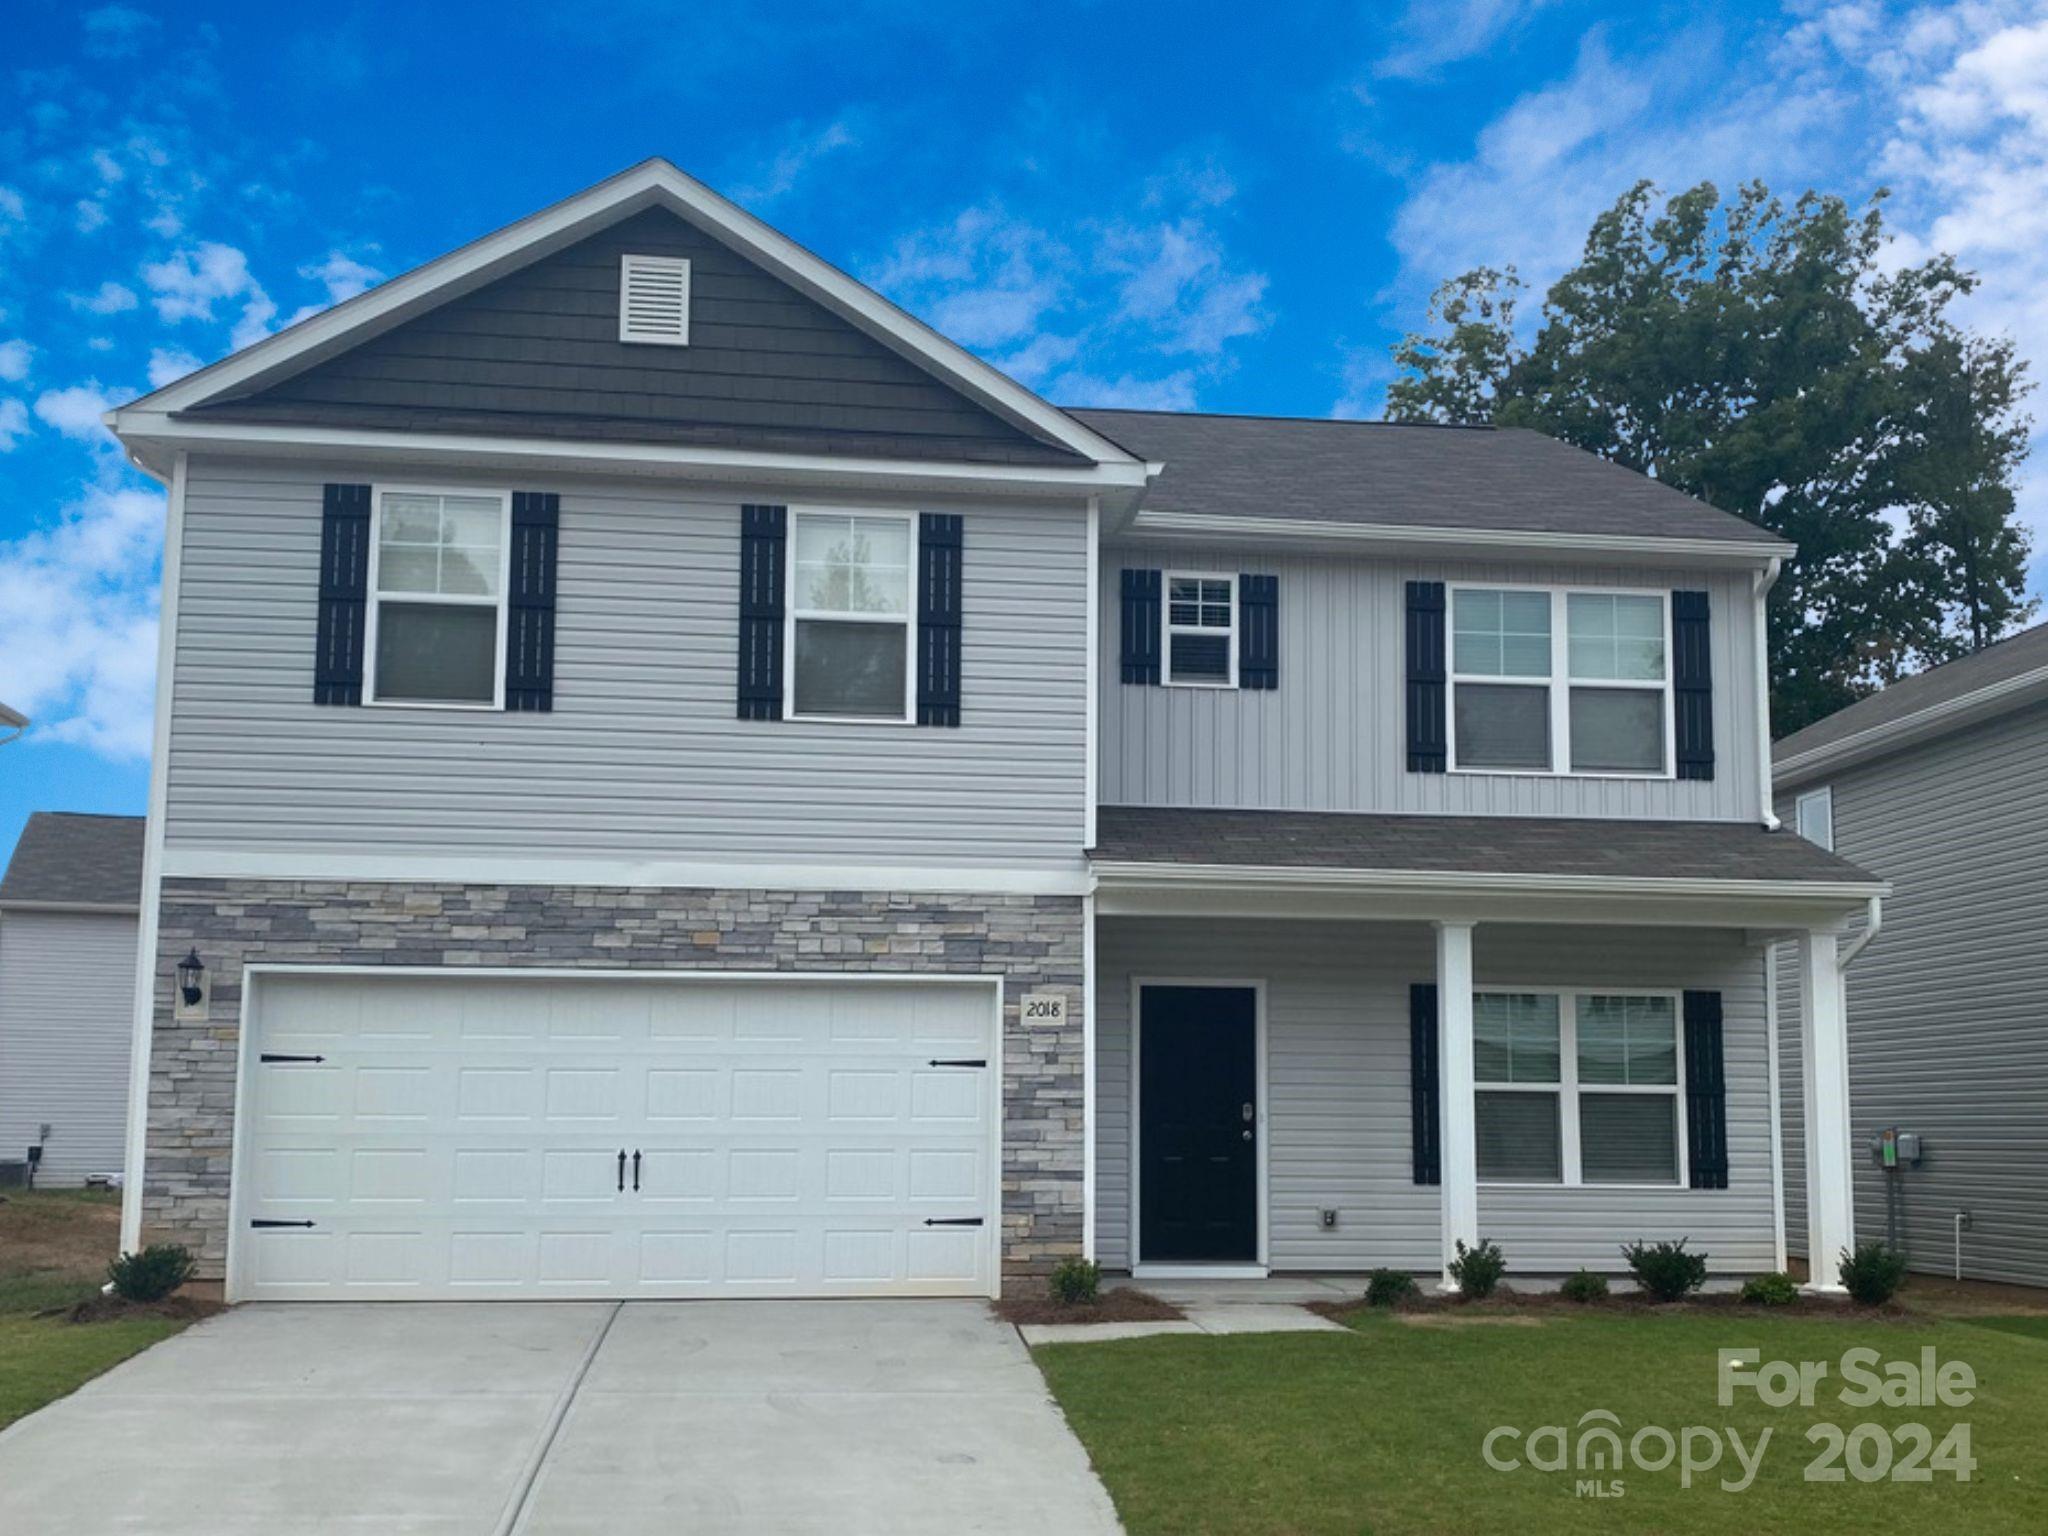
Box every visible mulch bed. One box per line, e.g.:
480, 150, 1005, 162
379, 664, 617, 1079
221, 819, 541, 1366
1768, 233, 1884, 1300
47, 1294, 226, 1326
1308, 1285, 1914, 1325
995, 1288, 1186, 1326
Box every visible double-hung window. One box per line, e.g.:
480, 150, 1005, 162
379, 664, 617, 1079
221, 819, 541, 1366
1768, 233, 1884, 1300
1165, 573, 1236, 686
1450, 586, 1671, 775
366, 488, 510, 707
1474, 990, 1684, 1186
787, 509, 915, 721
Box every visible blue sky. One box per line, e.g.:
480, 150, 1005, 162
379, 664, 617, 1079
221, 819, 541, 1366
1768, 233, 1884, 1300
3, 0, 2046, 860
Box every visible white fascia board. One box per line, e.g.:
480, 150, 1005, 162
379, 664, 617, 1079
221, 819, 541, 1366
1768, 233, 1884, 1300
112, 412, 1153, 503
1773, 663, 2048, 789
1123, 510, 1790, 570
110, 160, 1136, 471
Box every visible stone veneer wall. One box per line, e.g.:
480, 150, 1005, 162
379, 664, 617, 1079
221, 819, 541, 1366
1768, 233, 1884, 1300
146, 878, 1084, 1287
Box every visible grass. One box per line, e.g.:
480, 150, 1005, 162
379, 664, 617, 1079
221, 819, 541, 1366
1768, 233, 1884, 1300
1034, 1300, 2048, 1534
0, 1189, 188, 1431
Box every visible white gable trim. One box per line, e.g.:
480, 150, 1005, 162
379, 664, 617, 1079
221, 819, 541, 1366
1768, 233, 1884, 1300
109, 159, 1138, 470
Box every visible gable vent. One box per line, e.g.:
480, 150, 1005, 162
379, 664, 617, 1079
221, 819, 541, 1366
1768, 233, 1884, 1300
618, 253, 691, 345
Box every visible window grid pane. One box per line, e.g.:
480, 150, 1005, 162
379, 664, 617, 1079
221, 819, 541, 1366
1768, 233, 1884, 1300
1577, 995, 1677, 1086
378, 493, 503, 599
794, 514, 911, 616
1169, 577, 1232, 630
1455, 588, 1552, 678
1474, 994, 1560, 1084
1567, 593, 1665, 681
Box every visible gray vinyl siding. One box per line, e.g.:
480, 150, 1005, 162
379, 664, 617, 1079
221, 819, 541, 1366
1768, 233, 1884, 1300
186, 208, 1070, 466
0, 910, 137, 1183
1777, 700, 2048, 1288
164, 457, 1088, 870
1095, 918, 1776, 1274
1099, 545, 1763, 821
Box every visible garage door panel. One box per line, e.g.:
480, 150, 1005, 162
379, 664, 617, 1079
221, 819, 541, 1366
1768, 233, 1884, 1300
237, 974, 997, 1301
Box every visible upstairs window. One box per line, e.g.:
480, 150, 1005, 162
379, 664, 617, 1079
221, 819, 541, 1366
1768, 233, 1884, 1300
1450, 586, 1670, 776
787, 509, 915, 721
1165, 573, 1236, 686
366, 489, 508, 708
1795, 786, 1834, 849
618, 253, 691, 345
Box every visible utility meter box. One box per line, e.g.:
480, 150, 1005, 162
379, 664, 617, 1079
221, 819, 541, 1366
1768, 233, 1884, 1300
1871, 1127, 1924, 1168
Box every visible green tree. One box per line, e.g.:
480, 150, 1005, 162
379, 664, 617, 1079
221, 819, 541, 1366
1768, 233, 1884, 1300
1387, 180, 2035, 733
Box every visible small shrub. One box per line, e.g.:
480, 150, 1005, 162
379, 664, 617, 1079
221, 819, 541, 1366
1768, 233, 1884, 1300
1838, 1242, 1908, 1306
1558, 1269, 1610, 1304
1621, 1238, 1709, 1302
1741, 1271, 1801, 1307
107, 1244, 196, 1303
1448, 1238, 1506, 1299
1048, 1256, 1102, 1306
1365, 1268, 1420, 1307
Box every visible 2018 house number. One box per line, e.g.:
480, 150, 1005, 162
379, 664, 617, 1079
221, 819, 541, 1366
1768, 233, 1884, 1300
1021, 992, 1066, 1023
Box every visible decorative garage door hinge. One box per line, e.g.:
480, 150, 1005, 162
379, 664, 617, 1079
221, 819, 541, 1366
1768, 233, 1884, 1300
259, 1053, 326, 1064
926, 1058, 986, 1068
922, 1217, 984, 1227
249, 1219, 317, 1229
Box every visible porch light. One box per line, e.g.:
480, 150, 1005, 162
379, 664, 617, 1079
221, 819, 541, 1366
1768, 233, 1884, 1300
177, 949, 206, 1007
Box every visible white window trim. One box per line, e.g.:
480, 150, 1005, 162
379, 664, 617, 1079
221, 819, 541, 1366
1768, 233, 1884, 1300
363, 484, 512, 712
1162, 570, 1238, 689
783, 505, 919, 726
1795, 786, 1834, 850
1447, 582, 1676, 780
1472, 986, 1689, 1190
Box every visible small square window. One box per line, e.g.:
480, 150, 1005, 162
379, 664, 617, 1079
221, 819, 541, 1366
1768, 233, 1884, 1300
1164, 574, 1236, 686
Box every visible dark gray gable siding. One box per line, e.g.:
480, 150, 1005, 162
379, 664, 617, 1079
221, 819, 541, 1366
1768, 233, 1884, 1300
182, 208, 1081, 466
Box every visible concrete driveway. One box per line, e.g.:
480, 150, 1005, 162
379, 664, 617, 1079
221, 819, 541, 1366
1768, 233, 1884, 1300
0, 1301, 1123, 1535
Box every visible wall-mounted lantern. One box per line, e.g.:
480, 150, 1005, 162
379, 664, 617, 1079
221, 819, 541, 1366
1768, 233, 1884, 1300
174, 949, 209, 1021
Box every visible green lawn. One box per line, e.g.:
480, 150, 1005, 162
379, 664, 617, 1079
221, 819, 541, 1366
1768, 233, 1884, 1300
0, 1189, 188, 1431
1034, 1307, 2048, 1534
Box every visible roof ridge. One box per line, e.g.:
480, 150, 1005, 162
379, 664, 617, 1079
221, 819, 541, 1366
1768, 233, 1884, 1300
1064, 405, 1498, 431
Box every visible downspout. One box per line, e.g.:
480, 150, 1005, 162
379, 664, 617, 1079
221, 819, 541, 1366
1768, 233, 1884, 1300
1838, 894, 1882, 972
1753, 557, 1783, 830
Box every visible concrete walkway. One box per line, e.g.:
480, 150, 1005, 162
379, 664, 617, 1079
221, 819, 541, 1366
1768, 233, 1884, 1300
1020, 1275, 1358, 1345
0, 1301, 1122, 1536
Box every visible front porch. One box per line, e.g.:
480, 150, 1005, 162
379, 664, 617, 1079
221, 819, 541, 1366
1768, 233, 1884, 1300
1086, 807, 1887, 1293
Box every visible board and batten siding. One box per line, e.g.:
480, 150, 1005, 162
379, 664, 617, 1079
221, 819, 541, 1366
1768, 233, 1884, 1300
166, 457, 1088, 871
1778, 700, 2048, 1288
0, 910, 137, 1183
1098, 545, 1763, 821
1095, 918, 1776, 1274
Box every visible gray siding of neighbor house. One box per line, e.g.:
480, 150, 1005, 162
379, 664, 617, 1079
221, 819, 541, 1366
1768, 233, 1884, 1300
184, 208, 1074, 465
165, 457, 1088, 871
1778, 700, 2048, 1288
1095, 918, 1776, 1274
0, 910, 137, 1184
1099, 546, 1764, 822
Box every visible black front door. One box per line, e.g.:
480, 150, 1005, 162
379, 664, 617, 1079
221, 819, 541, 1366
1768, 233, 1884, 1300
1139, 985, 1258, 1263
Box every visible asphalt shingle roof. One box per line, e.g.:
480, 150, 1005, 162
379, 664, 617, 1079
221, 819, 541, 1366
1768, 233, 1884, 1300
1092, 805, 1877, 885
1774, 619, 2048, 765
1066, 409, 1786, 547
0, 812, 146, 909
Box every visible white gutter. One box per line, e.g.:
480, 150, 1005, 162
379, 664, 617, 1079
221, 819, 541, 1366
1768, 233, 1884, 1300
1754, 557, 1782, 829
1090, 859, 1887, 903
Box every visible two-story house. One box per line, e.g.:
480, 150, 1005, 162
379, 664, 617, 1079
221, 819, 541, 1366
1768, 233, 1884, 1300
107, 160, 1882, 1302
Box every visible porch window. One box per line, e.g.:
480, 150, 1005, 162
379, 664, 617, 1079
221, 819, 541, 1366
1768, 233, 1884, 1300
1450, 587, 1670, 776
1474, 989, 1684, 1186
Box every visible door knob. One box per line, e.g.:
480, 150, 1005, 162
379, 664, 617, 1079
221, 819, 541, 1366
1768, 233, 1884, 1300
1242, 1129, 1253, 1142
1241, 1102, 1255, 1122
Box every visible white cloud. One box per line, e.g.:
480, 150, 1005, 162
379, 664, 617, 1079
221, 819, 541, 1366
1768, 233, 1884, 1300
33, 383, 130, 441
0, 479, 162, 758
1375, 0, 1562, 81
1104, 219, 1268, 355
0, 398, 28, 451
146, 347, 201, 388
299, 250, 383, 304
730, 118, 860, 204
0, 186, 24, 226
76, 200, 109, 234
0, 340, 30, 383
81, 5, 160, 60
91, 148, 125, 185
1045, 370, 1200, 411
141, 240, 260, 322
70, 281, 139, 314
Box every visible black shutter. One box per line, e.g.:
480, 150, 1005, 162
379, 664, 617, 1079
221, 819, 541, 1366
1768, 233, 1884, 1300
1239, 574, 1278, 689
736, 504, 786, 721
1673, 590, 1715, 780
918, 513, 963, 726
1410, 983, 1441, 1186
1405, 580, 1447, 772
505, 492, 560, 712
313, 483, 371, 705
1120, 568, 1162, 685
1683, 989, 1728, 1190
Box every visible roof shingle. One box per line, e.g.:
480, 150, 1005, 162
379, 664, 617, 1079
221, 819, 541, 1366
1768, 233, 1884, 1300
0, 812, 146, 909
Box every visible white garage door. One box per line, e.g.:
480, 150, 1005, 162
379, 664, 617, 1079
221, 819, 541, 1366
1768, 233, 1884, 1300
232, 971, 999, 1301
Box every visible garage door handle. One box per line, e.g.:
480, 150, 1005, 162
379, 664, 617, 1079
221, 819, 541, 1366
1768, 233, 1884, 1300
923, 1217, 984, 1227
927, 1058, 986, 1068
250, 1219, 316, 1229
259, 1053, 326, 1064
632, 1150, 641, 1192
617, 1149, 626, 1192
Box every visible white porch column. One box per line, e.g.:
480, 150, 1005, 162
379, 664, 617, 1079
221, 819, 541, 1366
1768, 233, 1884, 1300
1799, 928, 1856, 1293
1436, 920, 1479, 1292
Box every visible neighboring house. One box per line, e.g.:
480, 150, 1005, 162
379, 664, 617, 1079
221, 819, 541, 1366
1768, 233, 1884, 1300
0, 813, 146, 1185
105, 159, 1881, 1303
1775, 622, 2048, 1289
